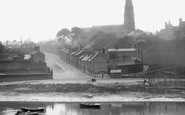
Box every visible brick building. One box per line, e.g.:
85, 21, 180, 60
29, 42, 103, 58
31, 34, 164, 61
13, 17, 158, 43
31, 46, 45, 63
158, 18, 185, 40
88, 52, 108, 74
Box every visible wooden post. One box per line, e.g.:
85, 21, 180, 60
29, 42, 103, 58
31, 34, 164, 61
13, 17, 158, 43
141, 49, 144, 81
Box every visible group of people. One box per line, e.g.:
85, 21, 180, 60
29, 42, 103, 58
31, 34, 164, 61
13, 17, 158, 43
91, 78, 96, 82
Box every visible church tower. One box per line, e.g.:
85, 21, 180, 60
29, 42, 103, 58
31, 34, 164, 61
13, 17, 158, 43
124, 0, 135, 34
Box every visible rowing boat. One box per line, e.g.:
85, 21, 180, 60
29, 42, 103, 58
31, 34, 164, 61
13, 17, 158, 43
79, 103, 101, 109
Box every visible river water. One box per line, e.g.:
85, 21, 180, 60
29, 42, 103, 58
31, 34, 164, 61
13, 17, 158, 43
0, 102, 185, 115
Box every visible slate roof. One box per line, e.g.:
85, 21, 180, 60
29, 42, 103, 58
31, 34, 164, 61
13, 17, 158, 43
108, 48, 136, 52
71, 49, 81, 55
64, 49, 69, 53
31, 51, 44, 56
79, 55, 85, 59
110, 69, 122, 73
75, 50, 83, 56
60, 48, 66, 52
116, 61, 136, 66
81, 54, 93, 61
88, 52, 99, 61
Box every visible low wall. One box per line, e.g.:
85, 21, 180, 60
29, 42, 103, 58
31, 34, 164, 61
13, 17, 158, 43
0, 62, 47, 71
0, 73, 53, 82
108, 64, 143, 75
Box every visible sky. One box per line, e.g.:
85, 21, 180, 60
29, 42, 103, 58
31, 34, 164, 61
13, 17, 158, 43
0, 0, 184, 42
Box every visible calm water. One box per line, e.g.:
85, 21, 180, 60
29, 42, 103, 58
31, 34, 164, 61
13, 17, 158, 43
0, 102, 185, 115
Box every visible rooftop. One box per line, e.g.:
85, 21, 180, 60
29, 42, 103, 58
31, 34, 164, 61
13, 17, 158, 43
79, 55, 85, 59
88, 52, 99, 61
31, 51, 38, 55
81, 54, 93, 61
70, 51, 76, 55
75, 50, 83, 56
31, 50, 44, 55
24, 54, 31, 60
116, 61, 136, 66
64, 49, 69, 53
108, 48, 136, 52
60, 48, 66, 52
110, 69, 122, 73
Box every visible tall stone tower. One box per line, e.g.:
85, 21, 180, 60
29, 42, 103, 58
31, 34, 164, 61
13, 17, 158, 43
124, 0, 135, 34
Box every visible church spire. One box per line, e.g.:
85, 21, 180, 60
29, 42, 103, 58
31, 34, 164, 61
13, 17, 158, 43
124, 0, 135, 35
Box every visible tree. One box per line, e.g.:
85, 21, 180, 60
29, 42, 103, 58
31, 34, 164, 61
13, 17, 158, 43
56, 28, 70, 37
115, 36, 133, 48
71, 27, 82, 38
0, 42, 4, 54
56, 28, 71, 46
87, 31, 117, 51
70, 27, 88, 48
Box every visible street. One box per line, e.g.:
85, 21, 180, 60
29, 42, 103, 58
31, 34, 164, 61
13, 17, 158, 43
45, 53, 145, 85
0, 53, 145, 85
45, 53, 91, 81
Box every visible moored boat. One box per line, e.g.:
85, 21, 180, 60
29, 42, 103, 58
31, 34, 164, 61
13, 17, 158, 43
79, 103, 101, 109
15, 111, 39, 115
21, 107, 45, 113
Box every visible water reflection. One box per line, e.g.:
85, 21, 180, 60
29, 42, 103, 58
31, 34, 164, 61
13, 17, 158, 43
0, 102, 185, 115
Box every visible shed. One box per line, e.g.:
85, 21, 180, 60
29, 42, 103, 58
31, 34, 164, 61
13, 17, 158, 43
110, 69, 122, 78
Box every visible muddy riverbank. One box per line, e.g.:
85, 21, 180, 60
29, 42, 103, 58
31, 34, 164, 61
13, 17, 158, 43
0, 82, 185, 102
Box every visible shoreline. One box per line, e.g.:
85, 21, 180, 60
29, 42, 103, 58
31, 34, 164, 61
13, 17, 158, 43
0, 92, 185, 103
1, 79, 185, 103
0, 97, 185, 102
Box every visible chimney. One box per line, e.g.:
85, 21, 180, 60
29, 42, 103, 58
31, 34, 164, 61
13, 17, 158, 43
179, 18, 182, 27
102, 48, 105, 54
115, 44, 119, 49
35, 46, 40, 52
165, 22, 168, 29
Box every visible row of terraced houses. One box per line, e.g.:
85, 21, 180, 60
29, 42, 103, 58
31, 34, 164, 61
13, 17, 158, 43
59, 48, 143, 78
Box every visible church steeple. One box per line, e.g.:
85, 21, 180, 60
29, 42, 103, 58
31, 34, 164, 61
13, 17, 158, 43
124, 0, 135, 34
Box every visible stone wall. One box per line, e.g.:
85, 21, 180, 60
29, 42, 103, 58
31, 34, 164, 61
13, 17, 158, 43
0, 73, 53, 82
0, 62, 47, 71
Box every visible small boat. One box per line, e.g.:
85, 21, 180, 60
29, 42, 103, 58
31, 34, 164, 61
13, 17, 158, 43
15, 111, 39, 115
21, 107, 45, 113
79, 103, 101, 109
24, 112, 39, 115
15, 111, 24, 115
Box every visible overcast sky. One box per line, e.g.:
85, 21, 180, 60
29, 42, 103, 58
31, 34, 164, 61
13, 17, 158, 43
0, 0, 184, 42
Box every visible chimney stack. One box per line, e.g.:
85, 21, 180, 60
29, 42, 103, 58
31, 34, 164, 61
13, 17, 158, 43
35, 46, 40, 52
102, 48, 105, 54
179, 18, 182, 28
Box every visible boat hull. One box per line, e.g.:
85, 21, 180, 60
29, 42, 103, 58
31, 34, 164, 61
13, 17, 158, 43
79, 103, 101, 109
21, 107, 45, 113
15, 111, 39, 115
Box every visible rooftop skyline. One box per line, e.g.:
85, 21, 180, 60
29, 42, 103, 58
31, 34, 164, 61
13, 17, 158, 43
0, 0, 184, 42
